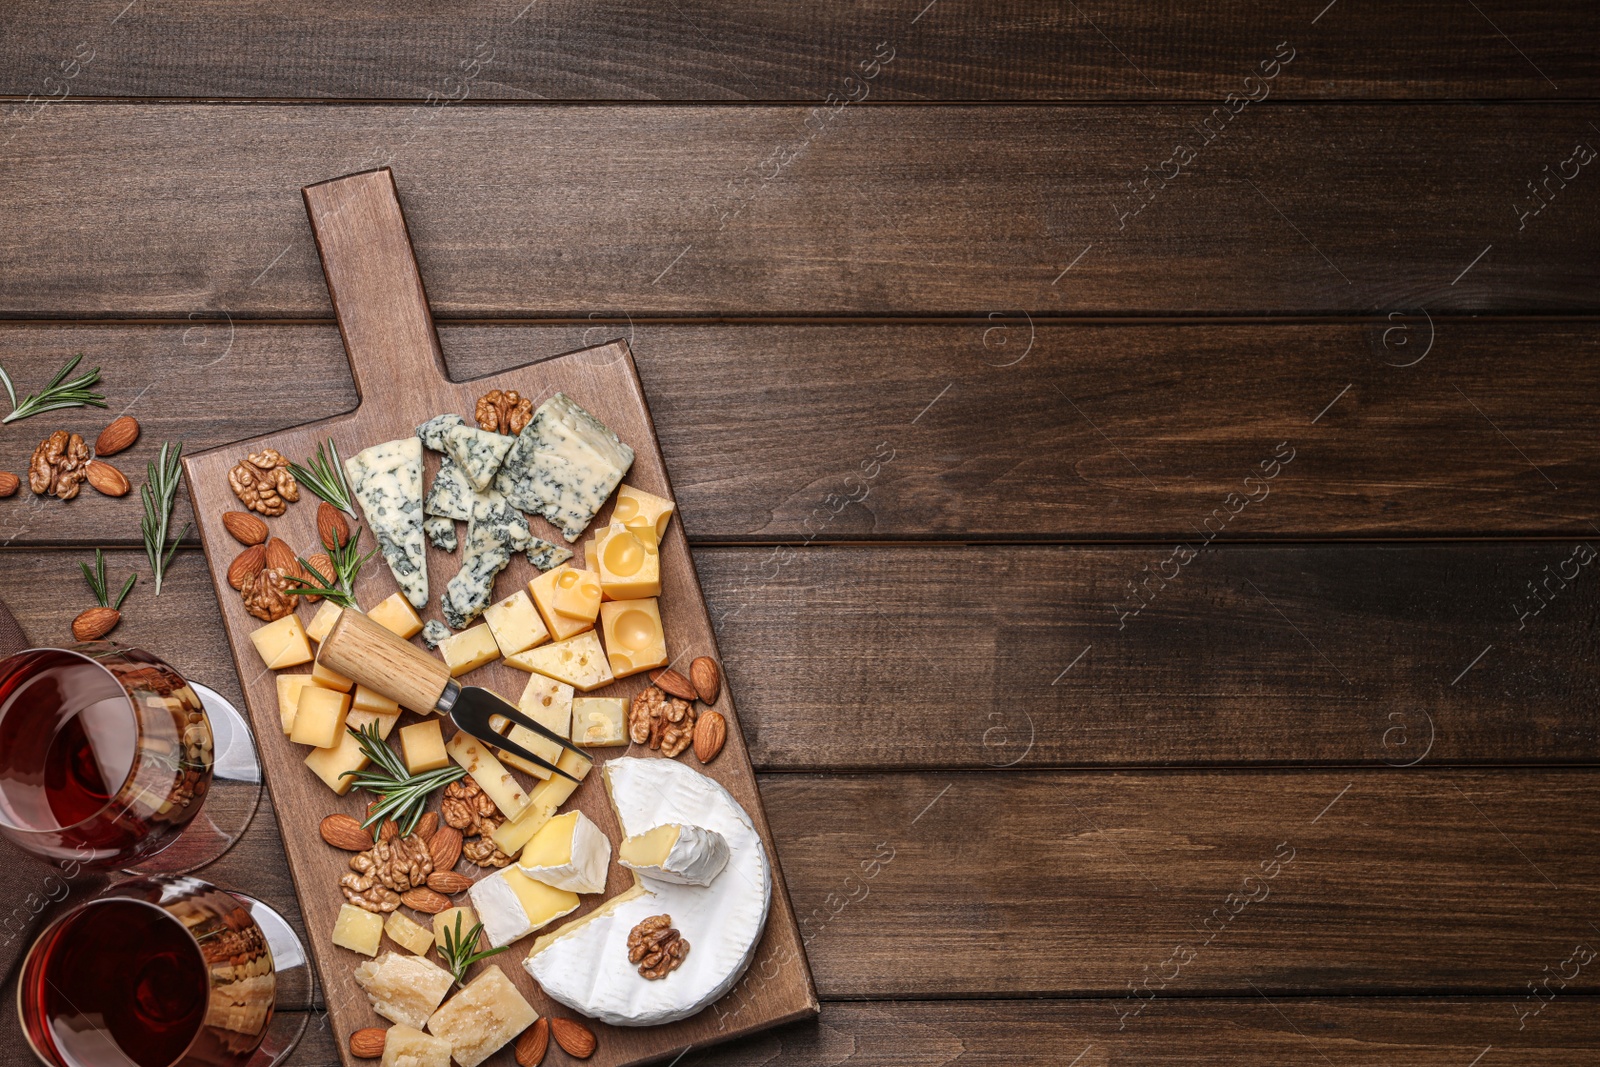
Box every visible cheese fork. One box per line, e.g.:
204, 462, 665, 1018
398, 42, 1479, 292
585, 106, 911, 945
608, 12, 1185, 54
317, 607, 585, 783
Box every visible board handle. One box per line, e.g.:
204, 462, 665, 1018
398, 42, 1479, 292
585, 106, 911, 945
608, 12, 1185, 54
317, 608, 451, 715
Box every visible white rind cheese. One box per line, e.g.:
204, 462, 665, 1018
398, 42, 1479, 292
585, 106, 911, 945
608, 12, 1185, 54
524, 758, 772, 1027
619, 823, 730, 887
496, 393, 634, 543
345, 437, 428, 609
526, 536, 574, 571
518, 810, 610, 894
443, 423, 516, 492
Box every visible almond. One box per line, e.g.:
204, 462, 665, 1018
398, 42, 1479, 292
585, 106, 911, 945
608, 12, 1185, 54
0, 471, 20, 498
427, 870, 474, 894
227, 545, 266, 591
690, 657, 721, 704
649, 668, 697, 702
303, 552, 335, 587
416, 811, 439, 840
94, 416, 140, 457
401, 887, 450, 914
694, 711, 727, 764
72, 607, 120, 642
379, 819, 399, 842
263, 537, 297, 574
319, 814, 373, 851
318, 501, 352, 549
429, 826, 463, 870
515, 1018, 549, 1067
549, 1018, 596, 1059
85, 459, 130, 497
222, 510, 268, 546
349, 1028, 386, 1059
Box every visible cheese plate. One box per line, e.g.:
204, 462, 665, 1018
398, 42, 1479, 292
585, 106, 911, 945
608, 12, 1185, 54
183, 169, 817, 1067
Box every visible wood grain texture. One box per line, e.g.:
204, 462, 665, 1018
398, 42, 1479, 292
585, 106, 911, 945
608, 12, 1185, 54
1, 106, 1597, 317
2, 320, 1598, 545
0, 1, 1594, 101
2, 543, 1595, 768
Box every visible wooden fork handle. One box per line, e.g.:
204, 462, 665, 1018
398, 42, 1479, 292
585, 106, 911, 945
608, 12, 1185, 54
317, 608, 451, 714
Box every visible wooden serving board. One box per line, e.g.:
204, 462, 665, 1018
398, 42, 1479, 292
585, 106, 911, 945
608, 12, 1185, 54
183, 169, 818, 1067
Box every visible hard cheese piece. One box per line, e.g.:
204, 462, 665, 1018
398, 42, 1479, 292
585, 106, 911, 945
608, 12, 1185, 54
303, 729, 369, 794
517, 810, 609, 894
304, 600, 344, 644
275, 673, 315, 734
311, 658, 354, 693
467, 866, 579, 948
437, 623, 499, 677
614, 483, 676, 540
504, 630, 614, 691
432, 906, 478, 951
526, 758, 772, 1027
421, 620, 451, 648
594, 522, 661, 601
288, 685, 350, 748
599, 597, 669, 679
425, 965, 538, 1067
423, 515, 457, 551
347, 707, 399, 741
618, 822, 730, 886
385, 911, 436, 957
332, 903, 385, 957
446, 731, 531, 819
489, 748, 593, 856
441, 498, 531, 630
443, 423, 515, 492
368, 592, 424, 639
352, 951, 454, 1029
496, 392, 635, 542
400, 719, 449, 773
527, 566, 597, 642
551, 567, 602, 622
249, 614, 312, 670
482, 590, 548, 658
526, 537, 573, 571
353, 684, 400, 717
571, 696, 628, 747
381, 1025, 452, 1067
345, 437, 428, 609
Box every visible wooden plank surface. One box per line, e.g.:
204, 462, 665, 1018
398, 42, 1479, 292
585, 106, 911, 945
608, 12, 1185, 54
1, 320, 1597, 545
2, 106, 1598, 318
4, 542, 1595, 769
1, 1, 1594, 102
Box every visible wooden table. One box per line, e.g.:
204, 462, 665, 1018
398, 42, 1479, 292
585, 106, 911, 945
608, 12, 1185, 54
2, 2, 1598, 1062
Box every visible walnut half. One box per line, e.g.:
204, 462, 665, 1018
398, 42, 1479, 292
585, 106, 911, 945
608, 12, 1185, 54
340, 832, 435, 912
627, 914, 689, 980
29, 431, 90, 500
228, 448, 299, 516
475, 390, 533, 436
241, 566, 295, 622
630, 686, 697, 758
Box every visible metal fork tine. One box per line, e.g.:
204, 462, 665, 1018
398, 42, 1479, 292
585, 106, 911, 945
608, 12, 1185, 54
486, 727, 582, 784
478, 696, 592, 762
450, 700, 582, 783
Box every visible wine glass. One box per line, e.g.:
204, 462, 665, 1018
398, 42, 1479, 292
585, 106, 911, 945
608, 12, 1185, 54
17, 874, 312, 1067
0, 643, 261, 873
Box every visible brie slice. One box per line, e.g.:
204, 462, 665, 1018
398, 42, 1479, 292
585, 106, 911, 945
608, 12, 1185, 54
618, 822, 729, 887
468, 866, 580, 949
518, 810, 610, 894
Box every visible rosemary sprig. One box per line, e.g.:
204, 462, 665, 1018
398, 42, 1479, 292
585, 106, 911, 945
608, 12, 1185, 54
141, 441, 190, 596
437, 910, 508, 988
341, 721, 465, 835
288, 438, 358, 519
0, 354, 107, 424
80, 549, 136, 610
285, 525, 378, 607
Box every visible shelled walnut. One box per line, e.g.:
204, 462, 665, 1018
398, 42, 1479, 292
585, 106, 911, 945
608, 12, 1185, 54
340, 832, 435, 913
629, 686, 697, 758
475, 389, 533, 435
441, 780, 512, 867
228, 449, 299, 516
240, 566, 295, 622
28, 431, 90, 500
627, 914, 689, 980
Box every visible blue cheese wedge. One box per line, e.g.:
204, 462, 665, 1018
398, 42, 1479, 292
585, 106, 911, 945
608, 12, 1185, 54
416, 413, 468, 453
424, 515, 457, 551
526, 536, 573, 571
495, 393, 634, 543
345, 437, 428, 609
421, 620, 451, 648
424, 455, 474, 522
443, 423, 515, 492
440, 497, 533, 629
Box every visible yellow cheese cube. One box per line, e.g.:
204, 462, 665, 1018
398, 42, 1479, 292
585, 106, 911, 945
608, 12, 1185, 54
400, 720, 449, 774
527, 566, 597, 642
384, 911, 436, 957
551, 567, 602, 622
433, 907, 479, 951
489, 749, 592, 856
368, 592, 424, 640
481, 591, 549, 658
438, 623, 500, 677
599, 598, 669, 679
332, 903, 385, 957
594, 523, 661, 601
347, 707, 399, 741
305, 600, 345, 644
311, 658, 354, 693
352, 684, 400, 717
380, 1025, 452, 1067
275, 673, 316, 734
303, 729, 369, 795
249, 614, 312, 670
445, 732, 530, 819
571, 697, 627, 747
613, 483, 676, 540
504, 631, 614, 691
289, 685, 351, 748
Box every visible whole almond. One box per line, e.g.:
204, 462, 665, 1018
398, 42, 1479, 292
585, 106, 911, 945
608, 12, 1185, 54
429, 826, 463, 870
427, 870, 474, 894
318, 501, 352, 549
416, 811, 439, 840
690, 657, 722, 704
694, 711, 727, 764
549, 1018, 596, 1059
649, 668, 697, 702
303, 552, 335, 587
227, 545, 266, 591
349, 1028, 386, 1059
515, 1018, 549, 1067
263, 537, 297, 574
222, 510, 268, 546
319, 813, 373, 851
379, 819, 399, 842
85, 460, 131, 497
0, 471, 20, 498
94, 416, 140, 457
401, 887, 450, 914
72, 607, 120, 642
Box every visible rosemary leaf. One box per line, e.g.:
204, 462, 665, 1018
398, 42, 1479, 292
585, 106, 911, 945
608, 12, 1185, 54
80, 549, 138, 610
437, 911, 508, 988
288, 438, 358, 519
340, 722, 466, 835
140, 442, 188, 596
0, 355, 108, 424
